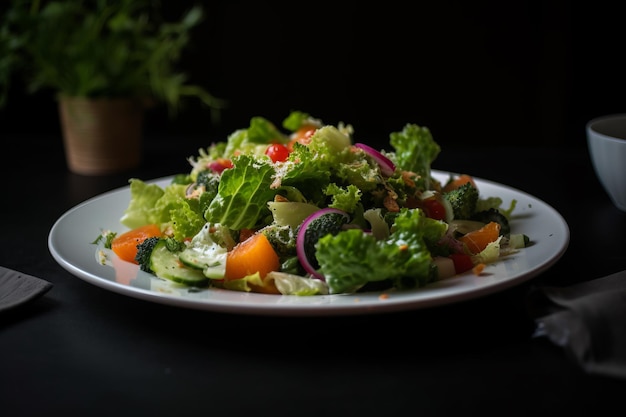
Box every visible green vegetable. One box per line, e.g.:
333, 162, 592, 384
149, 240, 208, 286
195, 170, 220, 198
316, 208, 447, 294
476, 197, 517, 219
204, 154, 278, 230
261, 224, 298, 259
111, 110, 528, 296
389, 124, 440, 188
120, 178, 206, 240
120, 179, 166, 229
307, 125, 352, 155
223, 116, 288, 158
267, 201, 319, 229
471, 207, 511, 235
282, 111, 311, 131
507, 233, 530, 249
324, 183, 362, 213
299, 211, 349, 272
444, 182, 479, 220
178, 243, 227, 280
135, 236, 162, 273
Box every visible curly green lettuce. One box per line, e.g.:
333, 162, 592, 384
315, 208, 448, 294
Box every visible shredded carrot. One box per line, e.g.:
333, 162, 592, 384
473, 263, 486, 275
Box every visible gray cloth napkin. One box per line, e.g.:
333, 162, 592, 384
0, 266, 53, 312
527, 270, 626, 380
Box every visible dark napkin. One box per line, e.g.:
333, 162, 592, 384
0, 266, 53, 312
527, 270, 626, 379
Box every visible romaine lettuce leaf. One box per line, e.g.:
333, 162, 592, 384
204, 154, 278, 230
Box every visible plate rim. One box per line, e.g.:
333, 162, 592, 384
48, 170, 570, 316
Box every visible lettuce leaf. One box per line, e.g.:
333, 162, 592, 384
204, 154, 278, 230
315, 208, 447, 294
223, 116, 289, 158
120, 179, 166, 229
389, 124, 440, 187
120, 179, 205, 240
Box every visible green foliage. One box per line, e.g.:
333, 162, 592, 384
0, 0, 226, 119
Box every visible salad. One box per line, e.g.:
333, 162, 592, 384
95, 110, 528, 296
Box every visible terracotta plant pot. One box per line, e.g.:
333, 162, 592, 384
58, 96, 145, 175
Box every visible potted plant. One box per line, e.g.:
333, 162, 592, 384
0, 0, 226, 175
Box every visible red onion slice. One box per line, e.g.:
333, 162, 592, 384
185, 182, 197, 197
296, 208, 349, 281
354, 143, 396, 176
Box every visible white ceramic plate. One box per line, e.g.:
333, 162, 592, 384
48, 171, 569, 316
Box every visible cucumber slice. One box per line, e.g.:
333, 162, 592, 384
179, 244, 227, 279
508, 233, 530, 249
149, 240, 208, 286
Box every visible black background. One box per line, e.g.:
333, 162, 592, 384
2, 0, 626, 149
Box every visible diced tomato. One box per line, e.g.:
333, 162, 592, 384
448, 253, 474, 274
443, 174, 476, 193
265, 143, 290, 163
287, 125, 317, 151
239, 228, 255, 242
208, 158, 233, 173
422, 198, 447, 220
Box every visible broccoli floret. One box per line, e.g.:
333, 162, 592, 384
443, 182, 479, 220
164, 237, 186, 252
195, 170, 220, 195
135, 237, 162, 273
298, 211, 348, 270
261, 224, 297, 258
383, 211, 400, 228
187, 170, 220, 202
186, 170, 221, 213
471, 208, 511, 235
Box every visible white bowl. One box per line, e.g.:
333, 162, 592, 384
586, 113, 626, 211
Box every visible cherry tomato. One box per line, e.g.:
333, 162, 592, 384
422, 198, 447, 220
287, 125, 317, 151
265, 143, 290, 163
448, 253, 474, 274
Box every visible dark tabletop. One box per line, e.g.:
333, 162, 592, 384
2, 134, 625, 416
